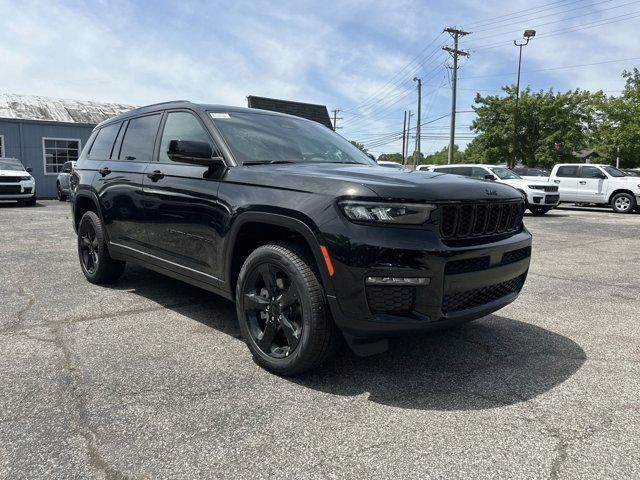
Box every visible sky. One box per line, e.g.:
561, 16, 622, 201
1, 0, 639, 155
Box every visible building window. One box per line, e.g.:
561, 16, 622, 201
42, 138, 81, 174
0, 135, 4, 157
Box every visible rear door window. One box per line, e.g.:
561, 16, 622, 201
556, 166, 579, 177
88, 123, 121, 160
118, 114, 162, 162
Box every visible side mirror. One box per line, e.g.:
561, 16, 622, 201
484, 174, 496, 181
167, 140, 224, 167
26, 167, 32, 173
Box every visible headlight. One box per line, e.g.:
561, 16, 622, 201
528, 185, 543, 190
21, 176, 32, 181
339, 200, 436, 225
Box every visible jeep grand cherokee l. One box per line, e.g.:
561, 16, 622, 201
70, 101, 532, 375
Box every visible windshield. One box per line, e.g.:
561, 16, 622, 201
209, 112, 377, 166
490, 167, 521, 180
0, 159, 26, 171
601, 166, 625, 177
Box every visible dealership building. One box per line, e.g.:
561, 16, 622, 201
0, 93, 332, 198
0, 94, 134, 198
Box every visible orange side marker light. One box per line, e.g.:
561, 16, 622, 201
320, 245, 334, 276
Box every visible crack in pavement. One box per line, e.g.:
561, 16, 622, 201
51, 325, 131, 480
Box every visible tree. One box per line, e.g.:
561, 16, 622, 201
469, 86, 600, 168
350, 140, 368, 153
594, 69, 640, 168
377, 153, 404, 163
421, 145, 465, 165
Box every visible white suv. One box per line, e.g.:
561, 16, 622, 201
426, 164, 560, 215
550, 164, 640, 213
0, 157, 36, 206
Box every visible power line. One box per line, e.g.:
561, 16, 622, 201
459, 56, 640, 80
466, 0, 590, 28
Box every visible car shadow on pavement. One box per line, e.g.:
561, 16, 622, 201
0, 201, 47, 208
115, 265, 585, 412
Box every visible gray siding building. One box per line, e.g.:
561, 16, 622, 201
0, 94, 134, 197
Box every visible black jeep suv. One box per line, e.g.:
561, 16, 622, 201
70, 101, 532, 374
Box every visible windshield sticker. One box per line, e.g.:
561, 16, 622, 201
209, 113, 231, 119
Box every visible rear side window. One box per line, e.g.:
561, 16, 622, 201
88, 123, 121, 160
118, 114, 161, 162
556, 166, 579, 178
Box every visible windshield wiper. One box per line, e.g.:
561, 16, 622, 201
242, 160, 297, 166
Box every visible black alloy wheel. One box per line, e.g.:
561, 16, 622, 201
79, 219, 100, 275
236, 243, 339, 375
76, 211, 126, 284
243, 263, 303, 359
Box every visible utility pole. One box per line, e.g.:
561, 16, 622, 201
404, 110, 413, 166
413, 77, 422, 168
512, 29, 536, 168
331, 109, 342, 131
401, 111, 407, 161
443, 27, 469, 164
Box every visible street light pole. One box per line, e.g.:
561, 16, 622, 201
512, 29, 535, 169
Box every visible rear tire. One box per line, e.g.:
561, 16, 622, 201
77, 211, 126, 284
57, 183, 67, 201
236, 242, 339, 375
611, 193, 636, 214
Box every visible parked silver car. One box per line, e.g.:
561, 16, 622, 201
56, 161, 76, 201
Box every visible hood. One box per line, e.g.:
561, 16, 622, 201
226, 163, 523, 202
500, 178, 552, 188
0, 169, 30, 177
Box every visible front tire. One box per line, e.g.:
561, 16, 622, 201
236, 242, 339, 375
529, 207, 552, 215
77, 211, 126, 284
57, 183, 67, 201
611, 193, 636, 214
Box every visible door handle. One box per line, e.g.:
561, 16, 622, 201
98, 167, 111, 177
147, 170, 165, 182
554, 180, 560, 184
579, 181, 587, 185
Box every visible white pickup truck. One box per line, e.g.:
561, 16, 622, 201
549, 164, 640, 213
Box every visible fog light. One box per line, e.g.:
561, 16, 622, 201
532, 196, 542, 204
365, 276, 430, 286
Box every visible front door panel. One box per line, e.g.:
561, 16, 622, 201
143, 163, 224, 276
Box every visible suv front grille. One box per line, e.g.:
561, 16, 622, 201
0, 185, 21, 194
530, 185, 558, 192
442, 274, 526, 313
440, 201, 525, 242
0, 176, 23, 183
366, 285, 415, 315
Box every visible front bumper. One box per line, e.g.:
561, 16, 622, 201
321, 219, 532, 337
0, 182, 35, 200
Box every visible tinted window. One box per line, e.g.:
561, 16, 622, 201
580, 166, 603, 178
210, 112, 375, 165
601, 166, 625, 177
159, 112, 217, 163
89, 123, 120, 160
557, 166, 579, 178
471, 167, 488, 179
118, 114, 161, 162
434, 167, 467, 175
512, 168, 528, 175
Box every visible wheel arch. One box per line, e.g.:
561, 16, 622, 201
73, 192, 103, 233
224, 212, 334, 300
608, 189, 637, 204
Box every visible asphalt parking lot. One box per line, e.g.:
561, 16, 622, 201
1, 200, 639, 479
